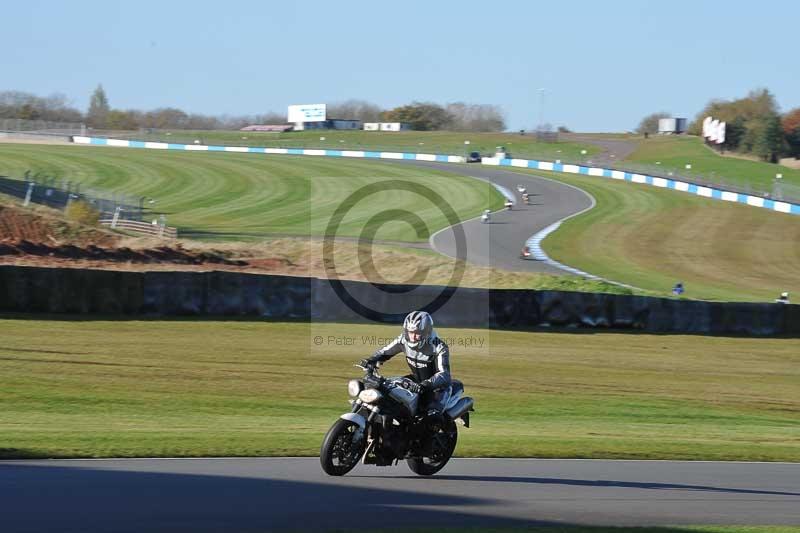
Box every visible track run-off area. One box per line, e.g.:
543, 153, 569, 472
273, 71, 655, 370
3, 139, 799, 299
2, 458, 799, 531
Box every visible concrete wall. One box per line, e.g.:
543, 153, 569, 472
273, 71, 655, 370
1, 266, 797, 336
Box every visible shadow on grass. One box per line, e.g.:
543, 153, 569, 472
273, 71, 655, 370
0, 448, 85, 460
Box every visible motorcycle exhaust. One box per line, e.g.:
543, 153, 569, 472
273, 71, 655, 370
446, 397, 474, 421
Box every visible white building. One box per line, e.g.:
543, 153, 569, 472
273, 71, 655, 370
658, 117, 688, 134
363, 123, 380, 131
379, 122, 411, 132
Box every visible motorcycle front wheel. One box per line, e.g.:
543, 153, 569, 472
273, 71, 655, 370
320, 419, 366, 476
407, 418, 458, 476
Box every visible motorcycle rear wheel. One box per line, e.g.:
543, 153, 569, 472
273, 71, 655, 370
407, 418, 458, 476
320, 419, 365, 476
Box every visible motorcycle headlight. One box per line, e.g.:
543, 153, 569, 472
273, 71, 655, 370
348, 379, 363, 397
358, 388, 382, 404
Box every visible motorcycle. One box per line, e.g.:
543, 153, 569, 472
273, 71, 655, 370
320, 362, 474, 477
481, 210, 491, 223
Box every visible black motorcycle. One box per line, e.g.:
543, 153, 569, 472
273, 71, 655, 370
320, 362, 474, 476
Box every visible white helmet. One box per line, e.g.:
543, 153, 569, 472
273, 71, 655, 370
403, 310, 434, 348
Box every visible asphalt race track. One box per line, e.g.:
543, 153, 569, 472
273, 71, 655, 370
2, 458, 798, 532
396, 160, 594, 274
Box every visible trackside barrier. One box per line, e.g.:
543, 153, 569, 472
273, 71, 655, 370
0, 266, 796, 335
71, 136, 465, 164
72, 136, 800, 217
99, 218, 178, 238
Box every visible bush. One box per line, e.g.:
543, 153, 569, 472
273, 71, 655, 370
65, 200, 100, 226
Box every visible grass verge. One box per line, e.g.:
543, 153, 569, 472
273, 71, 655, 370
102, 129, 601, 161
503, 168, 800, 302
625, 136, 800, 192
1, 318, 797, 460
0, 143, 502, 242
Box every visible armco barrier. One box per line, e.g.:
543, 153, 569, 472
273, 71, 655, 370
72, 136, 800, 217
1, 266, 797, 336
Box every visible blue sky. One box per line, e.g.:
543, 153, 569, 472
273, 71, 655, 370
6, 0, 798, 132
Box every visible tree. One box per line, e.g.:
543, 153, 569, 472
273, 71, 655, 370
106, 109, 140, 130
0, 91, 83, 123
722, 116, 747, 151
141, 107, 189, 129
382, 102, 453, 130
636, 112, 671, 134
689, 88, 786, 158
86, 84, 110, 128
327, 100, 384, 122
751, 113, 786, 162
782, 108, 800, 158
444, 102, 505, 132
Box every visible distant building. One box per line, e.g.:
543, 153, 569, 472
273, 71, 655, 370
363, 123, 380, 131
299, 119, 362, 130
240, 124, 293, 132
658, 117, 688, 135
379, 122, 411, 132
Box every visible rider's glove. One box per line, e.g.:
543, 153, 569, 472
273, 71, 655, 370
405, 381, 421, 394
420, 380, 434, 393
358, 358, 376, 370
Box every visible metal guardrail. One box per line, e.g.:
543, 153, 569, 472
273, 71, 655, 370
99, 218, 177, 239
0, 118, 85, 135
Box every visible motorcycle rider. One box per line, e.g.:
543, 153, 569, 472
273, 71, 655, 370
360, 310, 451, 424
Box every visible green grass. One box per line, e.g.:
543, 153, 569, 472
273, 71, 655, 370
105, 129, 601, 161
504, 168, 800, 302
1, 318, 798, 461
0, 143, 503, 241
241, 237, 638, 294
626, 136, 800, 192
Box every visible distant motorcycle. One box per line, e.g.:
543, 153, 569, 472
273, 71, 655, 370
481, 209, 491, 223
504, 199, 513, 210
320, 362, 474, 477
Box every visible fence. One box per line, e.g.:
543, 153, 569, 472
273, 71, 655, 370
0, 173, 175, 238
99, 218, 177, 238
0, 118, 85, 136
0, 173, 146, 220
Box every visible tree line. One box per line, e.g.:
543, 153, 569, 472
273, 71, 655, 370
637, 89, 800, 162
1, 85, 506, 132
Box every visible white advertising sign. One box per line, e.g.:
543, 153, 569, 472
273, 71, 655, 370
702, 116, 712, 138
708, 119, 720, 142
288, 104, 327, 123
